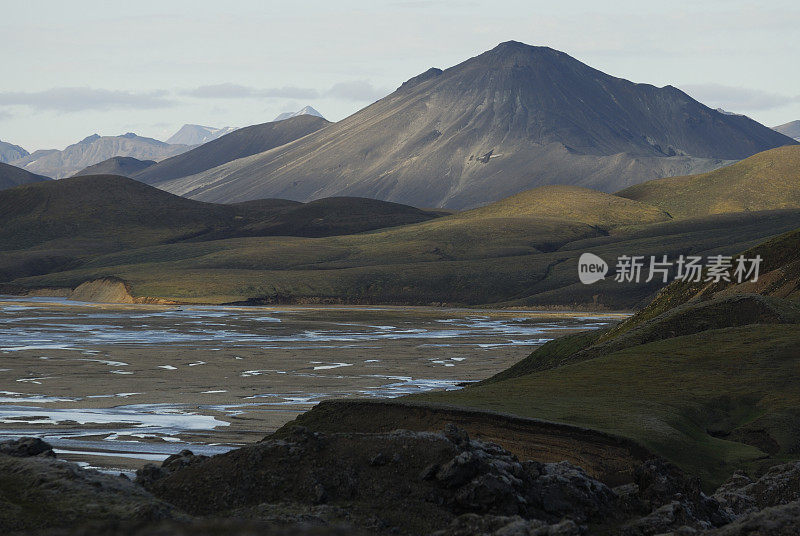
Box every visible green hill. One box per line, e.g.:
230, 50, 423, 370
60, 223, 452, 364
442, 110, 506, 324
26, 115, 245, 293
404, 228, 800, 487
458, 185, 671, 229
618, 146, 800, 218
0, 174, 239, 252
0, 175, 444, 284
3, 171, 798, 307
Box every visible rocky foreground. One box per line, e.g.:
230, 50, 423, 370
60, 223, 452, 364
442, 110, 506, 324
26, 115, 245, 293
1, 428, 799, 535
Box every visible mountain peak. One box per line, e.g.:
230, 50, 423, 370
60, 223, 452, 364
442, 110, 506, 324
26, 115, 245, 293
80, 134, 101, 144
398, 67, 443, 91
166, 124, 237, 146
274, 106, 324, 122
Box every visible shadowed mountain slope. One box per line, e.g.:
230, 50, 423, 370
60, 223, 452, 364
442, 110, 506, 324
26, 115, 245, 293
618, 146, 800, 218
159, 41, 794, 209
0, 162, 49, 191
133, 115, 330, 185
0, 174, 445, 287
74, 156, 157, 177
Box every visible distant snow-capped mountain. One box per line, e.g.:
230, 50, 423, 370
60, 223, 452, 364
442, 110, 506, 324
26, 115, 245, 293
273, 106, 324, 122
166, 124, 238, 146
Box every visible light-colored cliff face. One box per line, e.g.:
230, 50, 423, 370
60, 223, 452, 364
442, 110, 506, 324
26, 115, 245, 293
11, 133, 190, 179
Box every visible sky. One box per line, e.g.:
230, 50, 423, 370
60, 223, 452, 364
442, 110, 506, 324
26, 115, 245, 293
1, 0, 798, 151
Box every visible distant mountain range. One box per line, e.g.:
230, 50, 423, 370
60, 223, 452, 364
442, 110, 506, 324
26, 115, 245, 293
157, 41, 795, 209
774, 120, 800, 141
9, 133, 190, 179
0, 140, 29, 164
273, 106, 324, 122
0, 161, 49, 191
166, 124, 238, 146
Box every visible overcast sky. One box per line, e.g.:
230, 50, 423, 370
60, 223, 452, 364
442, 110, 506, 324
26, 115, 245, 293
2, 0, 798, 150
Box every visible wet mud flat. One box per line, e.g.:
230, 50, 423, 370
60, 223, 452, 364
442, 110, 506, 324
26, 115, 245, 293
0, 296, 625, 473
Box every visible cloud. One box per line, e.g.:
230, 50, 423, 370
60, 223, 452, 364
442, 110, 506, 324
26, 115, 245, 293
186, 80, 388, 103
326, 80, 387, 102
681, 84, 800, 111
0, 110, 12, 121
0, 87, 175, 112
186, 83, 319, 99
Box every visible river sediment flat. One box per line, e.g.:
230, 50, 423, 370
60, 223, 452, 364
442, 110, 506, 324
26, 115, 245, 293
0, 296, 625, 473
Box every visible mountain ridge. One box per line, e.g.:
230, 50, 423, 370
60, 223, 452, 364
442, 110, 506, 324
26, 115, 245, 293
10, 133, 190, 179
166, 124, 238, 145
0, 140, 29, 163
159, 41, 794, 209
132, 114, 330, 185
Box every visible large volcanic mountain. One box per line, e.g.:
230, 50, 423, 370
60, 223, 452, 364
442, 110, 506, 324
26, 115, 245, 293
155, 41, 795, 209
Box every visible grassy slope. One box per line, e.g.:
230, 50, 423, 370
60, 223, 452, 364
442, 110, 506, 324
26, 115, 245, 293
459, 184, 671, 229
0, 175, 445, 283
617, 145, 800, 218
0, 183, 675, 302
2, 161, 799, 306
409, 229, 800, 487
6, 208, 798, 306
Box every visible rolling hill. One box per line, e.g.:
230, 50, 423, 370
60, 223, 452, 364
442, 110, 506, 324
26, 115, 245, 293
455, 184, 671, 229
132, 114, 330, 185
0, 174, 445, 282
3, 171, 798, 307
0, 162, 49, 191
618, 145, 800, 218
10, 133, 190, 179
74, 156, 156, 177
0, 140, 28, 163
282, 228, 800, 488
156, 41, 795, 209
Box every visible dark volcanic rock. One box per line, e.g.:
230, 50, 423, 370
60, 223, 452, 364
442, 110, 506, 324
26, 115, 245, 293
0, 454, 178, 533
713, 462, 800, 517
135, 449, 209, 487
433, 513, 582, 535
143, 425, 614, 533
705, 500, 800, 535
0, 437, 55, 457
620, 459, 732, 535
